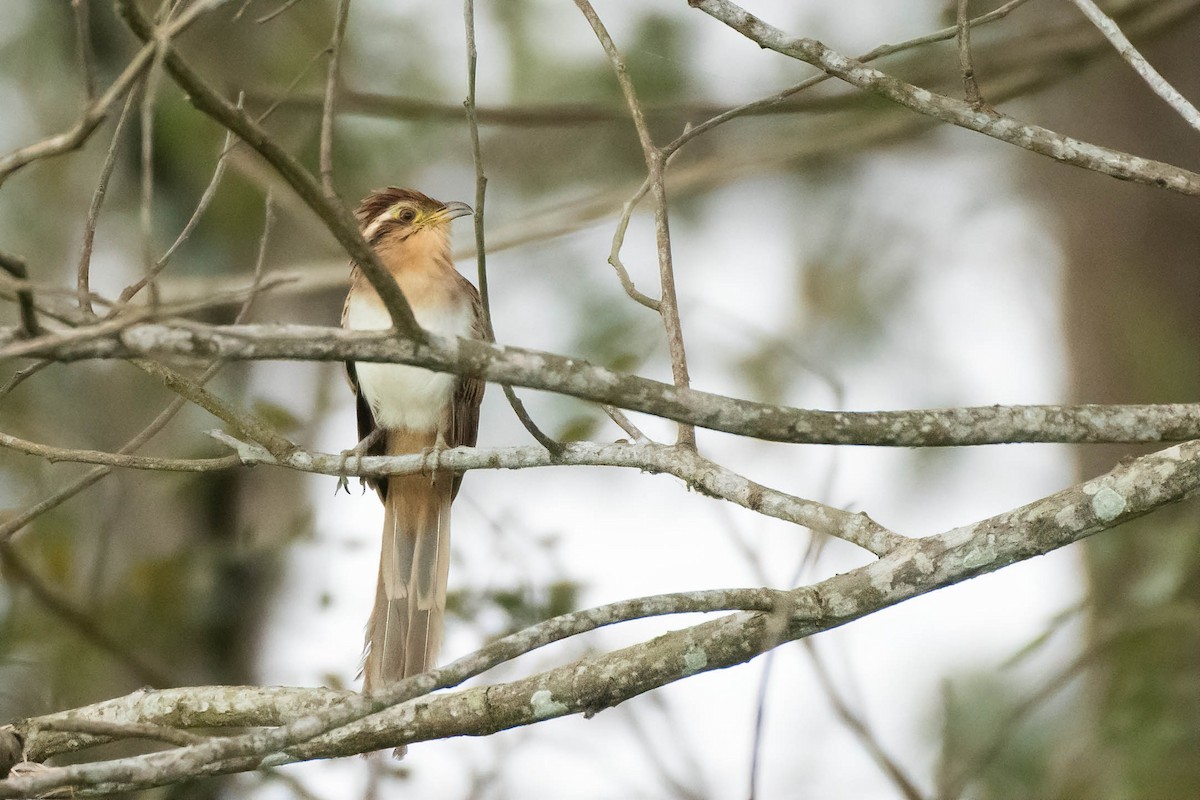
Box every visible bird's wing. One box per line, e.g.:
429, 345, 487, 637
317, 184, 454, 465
448, 275, 486, 499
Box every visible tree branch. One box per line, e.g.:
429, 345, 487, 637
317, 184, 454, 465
577, 0, 696, 447
211, 435, 904, 555
6, 436, 1198, 794
5, 321, 1199, 446
319, 0, 351, 197
686, 0, 1200, 196
114, 0, 423, 337
1066, 0, 1200, 132
0, 0, 232, 188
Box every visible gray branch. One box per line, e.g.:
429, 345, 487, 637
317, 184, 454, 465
4, 322, 1199, 446
207, 435, 904, 555
687, 0, 1200, 196
4, 437, 1198, 796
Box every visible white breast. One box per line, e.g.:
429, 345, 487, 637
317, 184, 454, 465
345, 293, 475, 433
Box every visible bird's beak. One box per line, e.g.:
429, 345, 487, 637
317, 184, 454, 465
440, 201, 474, 222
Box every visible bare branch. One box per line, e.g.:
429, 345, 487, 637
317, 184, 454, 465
114, 0, 423, 336
686, 0, 1200, 196
0, 250, 39, 337
0, 1, 231, 187
35, 719, 207, 748
71, 0, 98, 101
7, 321, 1200, 447
211, 435, 904, 554
6, 586, 787, 792
463, 0, 561, 454
319, 0, 351, 197
7, 437, 1199, 793
1066, 0, 1200, 132
576, 0, 695, 447
956, 0, 988, 110
0, 430, 240, 472
77, 90, 140, 316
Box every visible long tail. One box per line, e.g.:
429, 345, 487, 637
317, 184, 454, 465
362, 467, 453, 693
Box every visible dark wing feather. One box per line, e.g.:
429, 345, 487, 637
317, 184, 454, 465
448, 275, 486, 500
345, 360, 389, 500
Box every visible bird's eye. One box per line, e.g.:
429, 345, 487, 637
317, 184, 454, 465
397, 208, 417, 223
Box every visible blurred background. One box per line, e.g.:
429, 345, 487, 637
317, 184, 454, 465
1, 0, 1198, 797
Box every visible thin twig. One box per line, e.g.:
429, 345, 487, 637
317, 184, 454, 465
114, 105, 241, 311
71, 0, 98, 101
0, 361, 52, 396
319, 0, 351, 198
0, 1, 229, 187
463, 0, 562, 454
666, 0, 1035, 158
116, 0, 425, 336
255, 0, 307, 24
138, 4, 174, 308
575, 0, 695, 447
688, 0, 1200, 196
1066, 0, 1200, 132
804, 640, 926, 800
35, 719, 206, 748
0, 431, 241, 472
78, 89, 140, 316
0, 250, 39, 337
0, 195, 279, 548
251, 47, 329, 125
602, 405, 650, 443
607, 176, 661, 311
957, 0, 988, 109
237, 192, 276, 325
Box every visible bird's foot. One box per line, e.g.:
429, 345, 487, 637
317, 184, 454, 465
336, 428, 385, 494
419, 432, 451, 484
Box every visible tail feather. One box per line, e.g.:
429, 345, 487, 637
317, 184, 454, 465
363, 469, 453, 693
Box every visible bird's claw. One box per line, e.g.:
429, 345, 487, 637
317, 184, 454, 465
420, 433, 450, 484
336, 429, 383, 495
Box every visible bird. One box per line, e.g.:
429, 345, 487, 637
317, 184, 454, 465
341, 187, 484, 694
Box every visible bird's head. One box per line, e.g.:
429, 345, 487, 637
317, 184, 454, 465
355, 187, 473, 246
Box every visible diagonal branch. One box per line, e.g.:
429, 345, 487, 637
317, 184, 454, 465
685, 0, 1200, 196
6, 437, 1199, 793
114, 0, 422, 337
1066, 0, 1200, 132
0, 0, 231, 188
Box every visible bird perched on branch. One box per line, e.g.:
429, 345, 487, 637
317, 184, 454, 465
342, 187, 484, 694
